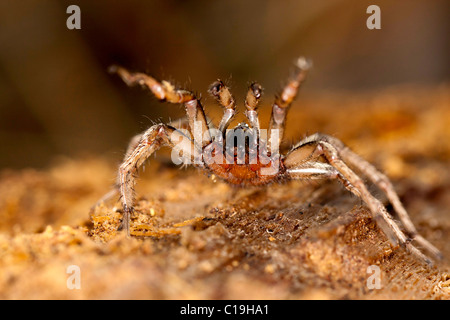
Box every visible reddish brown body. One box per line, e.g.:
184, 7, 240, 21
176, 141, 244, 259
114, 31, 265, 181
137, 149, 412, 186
203, 142, 284, 186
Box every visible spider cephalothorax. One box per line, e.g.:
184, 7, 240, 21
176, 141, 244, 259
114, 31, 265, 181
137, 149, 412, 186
99, 57, 442, 265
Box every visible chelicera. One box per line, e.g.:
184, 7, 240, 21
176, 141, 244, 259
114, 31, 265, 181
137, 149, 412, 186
99, 57, 441, 265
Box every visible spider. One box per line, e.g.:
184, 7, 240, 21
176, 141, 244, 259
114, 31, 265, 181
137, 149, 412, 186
101, 57, 441, 265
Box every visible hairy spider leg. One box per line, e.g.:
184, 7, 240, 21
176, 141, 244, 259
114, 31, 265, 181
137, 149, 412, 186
285, 134, 440, 264
92, 133, 144, 208
109, 65, 212, 147
208, 80, 236, 134
118, 124, 198, 235
93, 119, 198, 210
311, 133, 442, 260
268, 57, 311, 151
285, 161, 360, 194
244, 82, 263, 147
283, 140, 401, 246
313, 139, 433, 265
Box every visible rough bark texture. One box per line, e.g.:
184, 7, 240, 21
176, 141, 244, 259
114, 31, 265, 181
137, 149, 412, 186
0, 86, 449, 299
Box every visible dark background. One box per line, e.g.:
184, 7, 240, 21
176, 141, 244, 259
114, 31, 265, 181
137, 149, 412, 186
0, 0, 448, 168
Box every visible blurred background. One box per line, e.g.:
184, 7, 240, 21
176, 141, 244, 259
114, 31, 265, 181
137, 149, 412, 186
0, 0, 448, 169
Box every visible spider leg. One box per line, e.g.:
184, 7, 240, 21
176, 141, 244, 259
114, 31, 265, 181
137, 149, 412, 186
285, 162, 362, 197
208, 80, 236, 134
109, 65, 212, 147
118, 123, 199, 236
284, 147, 401, 246
244, 82, 263, 130
283, 138, 434, 265
244, 82, 263, 147
311, 133, 442, 260
317, 140, 434, 264
92, 133, 145, 209
94, 117, 199, 209
268, 57, 311, 151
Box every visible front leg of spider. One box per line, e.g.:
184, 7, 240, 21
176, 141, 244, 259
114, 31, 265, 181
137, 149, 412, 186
117, 124, 196, 235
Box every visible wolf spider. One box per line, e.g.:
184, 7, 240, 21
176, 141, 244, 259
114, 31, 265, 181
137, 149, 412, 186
101, 57, 441, 265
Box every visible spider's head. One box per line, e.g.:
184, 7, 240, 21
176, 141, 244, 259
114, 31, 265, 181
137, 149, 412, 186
224, 123, 258, 160
233, 122, 251, 132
